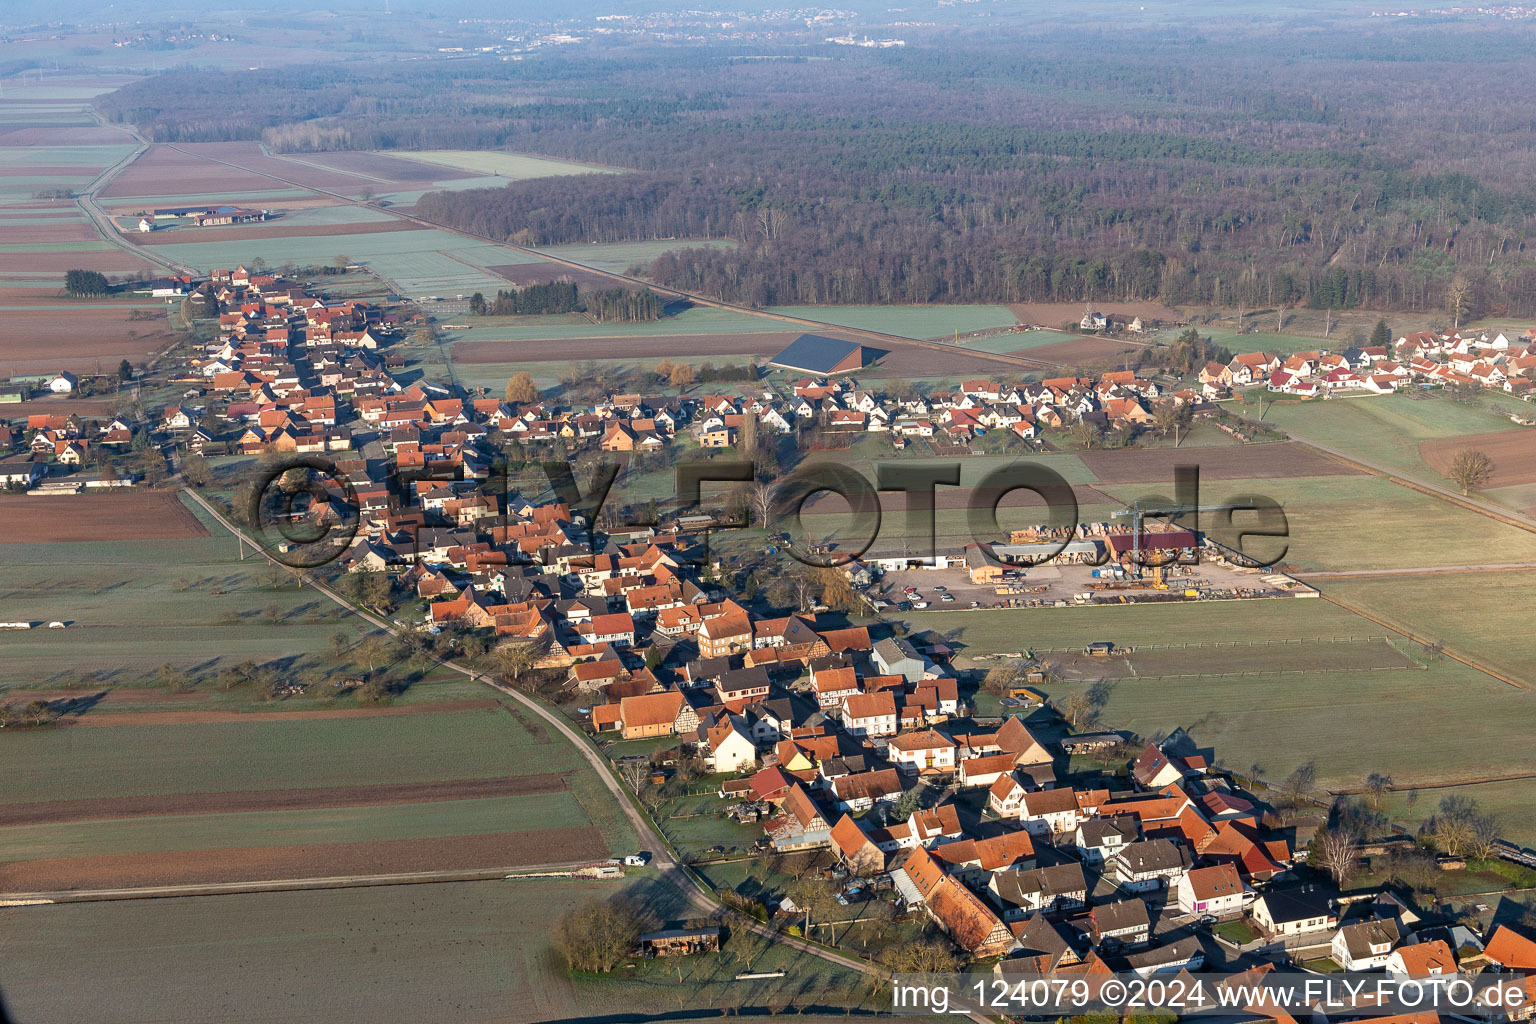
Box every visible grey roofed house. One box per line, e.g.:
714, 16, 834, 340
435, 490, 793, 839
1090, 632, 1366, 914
1121, 935, 1204, 975
1254, 887, 1334, 927
992, 862, 1088, 915
1008, 912, 1083, 971
1337, 918, 1401, 962
872, 636, 934, 683
767, 333, 867, 375
1089, 898, 1152, 947
1079, 816, 1139, 848
1113, 838, 1192, 877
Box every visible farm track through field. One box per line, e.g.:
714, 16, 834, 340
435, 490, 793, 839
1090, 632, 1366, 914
156, 141, 1064, 378
0, 775, 567, 826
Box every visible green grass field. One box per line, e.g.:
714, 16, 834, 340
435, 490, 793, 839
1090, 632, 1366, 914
1259, 392, 1526, 483
1322, 572, 1536, 686
2, 708, 545, 803
1040, 659, 1536, 791
763, 303, 1020, 340
442, 306, 784, 345
900, 597, 1381, 661
1377, 780, 1536, 847
0, 497, 370, 684
0, 878, 879, 1024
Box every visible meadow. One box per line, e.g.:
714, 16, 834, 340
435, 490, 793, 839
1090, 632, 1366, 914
0, 877, 880, 1024
1257, 391, 1528, 484
1038, 658, 1536, 791
1377, 779, 1536, 847
0, 496, 368, 684
142, 227, 515, 295
1, 708, 541, 802
899, 597, 1383, 662
1323, 571, 1536, 686
761, 303, 1020, 339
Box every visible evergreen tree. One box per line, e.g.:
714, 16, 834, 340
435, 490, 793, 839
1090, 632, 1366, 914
1369, 319, 1392, 349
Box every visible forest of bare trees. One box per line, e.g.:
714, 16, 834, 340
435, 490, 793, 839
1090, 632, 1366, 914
96, 12, 1536, 316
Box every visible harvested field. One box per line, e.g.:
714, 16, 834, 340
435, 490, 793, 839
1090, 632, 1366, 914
0, 164, 103, 177
865, 343, 1030, 378
488, 262, 618, 290
61, 700, 503, 726
1014, 334, 1146, 365
0, 220, 101, 243
0, 249, 156, 275
97, 144, 285, 199
453, 331, 807, 363
133, 217, 415, 245
0, 306, 175, 376
1077, 442, 1358, 484
1419, 430, 1536, 489
173, 141, 377, 191
8, 397, 124, 416
0, 828, 608, 891
0, 776, 567, 826
299, 149, 482, 182
0, 492, 209, 543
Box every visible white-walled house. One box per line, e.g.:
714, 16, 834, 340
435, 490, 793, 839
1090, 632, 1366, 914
1332, 919, 1400, 971
1175, 864, 1247, 917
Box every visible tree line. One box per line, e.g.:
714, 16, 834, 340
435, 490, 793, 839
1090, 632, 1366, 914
466, 283, 663, 322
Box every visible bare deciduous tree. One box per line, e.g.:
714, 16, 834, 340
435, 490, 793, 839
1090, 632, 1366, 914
1446, 448, 1493, 495
1317, 827, 1362, 887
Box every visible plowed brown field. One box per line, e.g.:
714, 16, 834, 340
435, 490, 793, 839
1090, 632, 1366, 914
0, 776, 567, 826
0, 828, 608, 890
1420, 430, 1536, 488
0, 492, 208, 543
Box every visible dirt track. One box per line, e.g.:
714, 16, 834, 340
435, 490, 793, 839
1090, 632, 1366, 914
1419, 430, 1536, 489
0, 776, 568, 826
0, 492, 209, 544
0, 828, 609, 891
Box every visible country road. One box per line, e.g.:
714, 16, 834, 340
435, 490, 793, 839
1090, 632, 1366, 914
74, 113, 196, 278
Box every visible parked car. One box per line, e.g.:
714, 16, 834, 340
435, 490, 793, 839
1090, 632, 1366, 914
911, 601, 929, 609
940, 593, 955, 602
